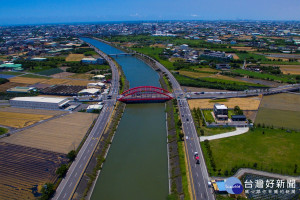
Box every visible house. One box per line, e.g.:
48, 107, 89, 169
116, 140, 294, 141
216, 64, 231, 70
213, 104, 228, 121
231, 115, 247, 122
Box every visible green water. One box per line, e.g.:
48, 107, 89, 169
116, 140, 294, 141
82, 38, 169, 200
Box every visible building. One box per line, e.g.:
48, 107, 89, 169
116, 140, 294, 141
216, 64, 231, 70
87, 82, 105, 89
200, 50, 233, 62
31, 57, 47, 61
10, 96, 70, 110
81, 58, 105, 65
214, 104, 228, 121
6, 87, 37, 93
78, 88, 101, 96
86, 104, 103, 113
0, 63, 23, 71
179, 44, 189, 50
231, 115, 247, 122
92, 74, 105, 80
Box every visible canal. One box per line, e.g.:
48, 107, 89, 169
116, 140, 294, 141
81, 38, 169, 200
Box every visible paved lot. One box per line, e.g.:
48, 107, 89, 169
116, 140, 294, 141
200, 127, 249, 141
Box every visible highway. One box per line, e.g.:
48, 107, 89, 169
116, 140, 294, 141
143, 54, 215, 200
52, 43, 119, 200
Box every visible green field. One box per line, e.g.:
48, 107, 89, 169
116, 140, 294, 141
233, 69, 297, 83
0, 127, 8, 135
0, 71, 24, 75
20, 74, 52, 79
36, 68, 64, 76
201, 127, 300, 177
202, 126, 236, 136
255, 107, 300, 130
202, 110, 215, 123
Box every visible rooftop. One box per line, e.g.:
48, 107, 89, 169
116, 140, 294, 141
215, 104, 228, 109
11, 96, 67, 103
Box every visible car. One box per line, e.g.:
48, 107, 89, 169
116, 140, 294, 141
186, 118, 189, 121
194, 152, 200, 164
182, 114, 184, 117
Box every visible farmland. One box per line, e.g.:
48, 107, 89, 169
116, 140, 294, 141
201, 127, 300, 177
0, 82, 27, 92
0, 107, 66, 116
0, 142, 68, 200
65, 53, 85, 61
255, 93, 300, 130
188, 96, 262, 110
0, 111, 53, 128
1, 112, 96, 154
276, 65, 300, 75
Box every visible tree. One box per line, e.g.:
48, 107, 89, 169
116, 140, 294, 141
56, 164, 68, 177
67, 150, 77, 161
40, 183, 55, 200
234, 106, 243, 115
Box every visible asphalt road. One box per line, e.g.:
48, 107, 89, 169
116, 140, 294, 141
148, 56, 215, 200
52, 43, 119, 200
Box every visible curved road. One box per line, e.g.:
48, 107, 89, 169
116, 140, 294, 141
52, 43, 119, 200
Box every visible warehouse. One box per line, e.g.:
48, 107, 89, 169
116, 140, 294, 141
10, 96, 70, 110
78, 88, 101, 96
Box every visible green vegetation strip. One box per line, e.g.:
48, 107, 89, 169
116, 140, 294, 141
0, 127, 8, 135
201, 127, 300, 177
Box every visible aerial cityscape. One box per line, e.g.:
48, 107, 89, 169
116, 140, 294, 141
0, 1, 299, 200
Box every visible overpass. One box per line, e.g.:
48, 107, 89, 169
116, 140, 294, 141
118, 86, 173, 103
109, 53, 135, 57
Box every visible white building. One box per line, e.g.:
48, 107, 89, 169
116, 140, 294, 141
78, 88, 101, 96
87, 82, 105, 89
81, 58, 104, 65
87, 104, 103, 113
10, 96, 69, 110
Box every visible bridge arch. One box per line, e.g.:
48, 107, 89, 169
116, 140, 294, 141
118, 86, 173, 103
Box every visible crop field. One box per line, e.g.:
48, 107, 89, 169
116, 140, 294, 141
188, 96, 262, 110
65, 53, 85, 61
178, 71, 212, 78
0, 82, 28, 92
194, 68, 218, 73
202, 128, 300, 177
231, 46, 257, 52
35, 68, 64, 76
0, 112, 53, 128
275, 65, 300, 75
67, 73, 94, 80
2, 112, 95, 154
51, 71, 74, 78
9, 77, 48, 85
40, 85, 86, 96
0, 142, 68, 200
41, 78, 95, 86
0, 107, 65, 116
255, 93, 300, 129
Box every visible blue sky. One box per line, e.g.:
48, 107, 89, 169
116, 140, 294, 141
0, 0, 300, 25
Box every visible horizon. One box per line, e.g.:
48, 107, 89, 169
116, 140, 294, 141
0, 0, 300, 25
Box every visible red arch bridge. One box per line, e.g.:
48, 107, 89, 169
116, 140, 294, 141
118, 86, 173, 103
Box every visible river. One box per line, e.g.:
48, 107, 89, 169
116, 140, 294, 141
81, 38, 169, 200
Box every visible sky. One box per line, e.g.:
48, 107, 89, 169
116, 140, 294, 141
0, 0, 300, 25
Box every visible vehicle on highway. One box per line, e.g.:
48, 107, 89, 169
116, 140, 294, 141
107, 95, 112, 99
186, 118, 189, 121
194, 152, 200, 164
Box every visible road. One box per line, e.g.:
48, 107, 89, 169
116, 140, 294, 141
52, 43, 119, 200
187, 84, 300, 99
141, 53, 215, 200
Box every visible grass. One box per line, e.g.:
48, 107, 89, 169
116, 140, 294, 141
202, 110, 215, 123
209, 99, 228, 103
0, 127, 8, 135
202, 126, 236, 136
0, 71, 24, 75
20, 74, 52, 79
201, 127, 300, 176
233, 69, 296, 83
255, 107, 300, 130
35, 68, 63, 76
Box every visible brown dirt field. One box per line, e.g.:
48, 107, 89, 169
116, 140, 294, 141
195, 68, 218, 73
231, 46, 257, 52
0, 82, 28, 92
51, 72, 74, 78
243, 110, 258, 122
41, 78, 95, 86
1, 112, 96, 154
211, 74, 250, 83
188, 96, 262, 110
0, 107, 66, 116
9, 76, 47, 84
182, 86, 231, 92
259, 93, 300, 112
231, 53, 240, 60
65, 53, 85, 61
150, 44, 166, 48
169, 57, 185, 62
0, 111, 53, 128
266, 56, 289, 62
178, 71, 212, 78
67, 73, 94, 80
276, 65, 300, 75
